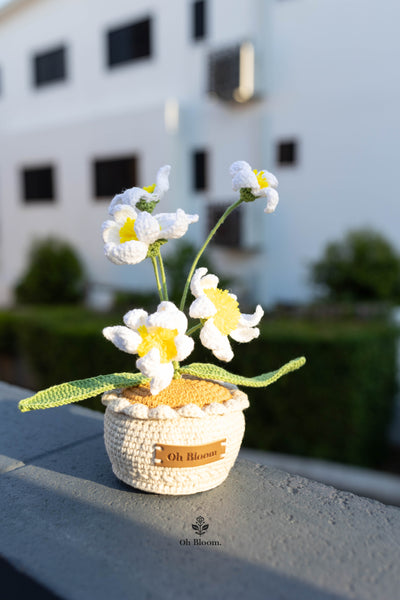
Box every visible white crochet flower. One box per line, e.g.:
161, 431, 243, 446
189, 267, 264, 362
230, 160, 279, 213
102, 204, 199, 265
103, 302, 194, 395
108, 165, 171, 214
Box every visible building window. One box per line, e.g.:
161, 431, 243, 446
33, 46, 67, 87
208, 203, 241, 247
192, 150, 208, 191
277, 140, 298, 166
192, 0, 206, 40
94, 156, 138, 198
107, 19, 152, 67
22, 166, 55, 202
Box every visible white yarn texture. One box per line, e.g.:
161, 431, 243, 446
102, 386, 248, 495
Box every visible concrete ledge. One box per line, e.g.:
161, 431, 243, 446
0, 381, 104, 474
1, 382, 400, 600
240, 448, 400, 507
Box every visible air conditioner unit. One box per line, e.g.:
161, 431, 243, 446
207, 203, 242, 248
208, 42, 255, 103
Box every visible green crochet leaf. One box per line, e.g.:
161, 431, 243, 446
180, 357, 306, 388
18, 372, 148, 412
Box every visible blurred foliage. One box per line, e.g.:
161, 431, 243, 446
240, 318, 397, 467
15, 238, 86, 305
1, 305, 397, 467
113, 290, 159, 314
311, 229, 400, 303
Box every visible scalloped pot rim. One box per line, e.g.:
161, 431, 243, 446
101, 386, 249, 420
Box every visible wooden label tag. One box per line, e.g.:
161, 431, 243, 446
154, 439, 226, 468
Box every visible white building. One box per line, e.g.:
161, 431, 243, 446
0, 0, 399, 307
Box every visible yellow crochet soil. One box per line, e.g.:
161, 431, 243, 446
121, 375, 232, 409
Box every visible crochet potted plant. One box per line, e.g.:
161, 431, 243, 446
19, 161, 305, 495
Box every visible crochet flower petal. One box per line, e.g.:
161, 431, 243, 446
136, 346, 161, 375
149, 363, 175, 395
155, 209, 199, 240
123, 186, 151, 205
123, 309, 148, 331
148, 301, 188, 334
238, 304, 264, 328
190, 267, 219, 297
189, 295, 217, 319
229, 160, 251, 176
174, 334, 195, 361
111, 204, 138, 223
108, 165, 171, 215
230, 325, 260, 343
103, 326, 142, 354
200, 319, 234, 362
102, 221, 120, 244
134, 211, 161, 244
157, 301, 179, 313
136, 347, 174, 395
230, 160, 279, 200
190, 267, 207, 296
231, 163, 258, 193
109, 188, 152, 214
154, 165, 171, 198
104, 240, 148, 265
264, 188, 280, 214
262, 170, 279, 189
108, 193, 124, 214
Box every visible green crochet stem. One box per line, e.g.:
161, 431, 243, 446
179, 197, 243, 311
18, 357, 306, 412
180, 357, 306, 387
157, 250, 169, 301
18, 372, 148, 412
151, 256, 164, 301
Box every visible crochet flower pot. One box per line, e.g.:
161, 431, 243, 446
18, 160, 306, 496
102, 376, 249, 495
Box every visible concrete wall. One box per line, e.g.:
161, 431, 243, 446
0, 0, 399, 306
262, 0, 400, 303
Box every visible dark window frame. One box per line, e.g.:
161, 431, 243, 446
33, 45, 67, 88
107, 17, 152, 68
192, 149, 208, 192
22, 165, 56, 203
93, 155, 138, 199
277, 140, 298, 166
208, 203, 242, 248
192, 0, 207, 41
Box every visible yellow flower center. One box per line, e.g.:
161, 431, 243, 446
137, 325, 178, 364
204, 288, 240, 336
143, 183, 156, 193
253, 169, 269, 189
119, 218, 138, 243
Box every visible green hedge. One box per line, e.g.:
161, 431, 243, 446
228, 319, 398, 467
1, 307, 397, 467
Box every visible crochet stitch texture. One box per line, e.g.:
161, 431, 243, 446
121, 375, 232, 409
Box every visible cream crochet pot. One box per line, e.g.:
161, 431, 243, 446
102, 378, 249, 495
